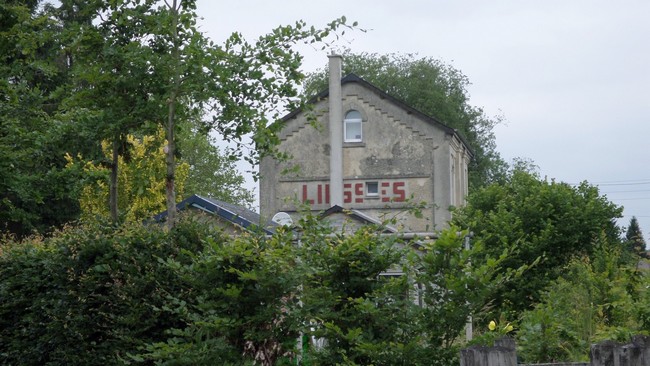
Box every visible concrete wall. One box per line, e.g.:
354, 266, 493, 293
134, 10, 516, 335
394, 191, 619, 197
260, 77, 470, 232
460, 336, 650, 366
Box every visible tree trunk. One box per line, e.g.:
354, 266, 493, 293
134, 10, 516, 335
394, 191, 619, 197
164, 0, 180, 229
165, 96, 177, 228
110, 137, 119, 223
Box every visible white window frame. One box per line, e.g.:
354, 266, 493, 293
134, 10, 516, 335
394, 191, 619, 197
344, 110, 363, 142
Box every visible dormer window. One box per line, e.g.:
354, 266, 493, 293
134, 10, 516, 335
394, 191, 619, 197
344, 110, 362, 142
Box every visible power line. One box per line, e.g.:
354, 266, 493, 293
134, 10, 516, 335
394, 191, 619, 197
597, 182, 650, 187
592, 179, 650, 185
602, 189, 650, 194
568, 179, 650, 186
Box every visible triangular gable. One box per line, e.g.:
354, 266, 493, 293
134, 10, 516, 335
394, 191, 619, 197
319, 205, 397, 234
281, 73, 473, 158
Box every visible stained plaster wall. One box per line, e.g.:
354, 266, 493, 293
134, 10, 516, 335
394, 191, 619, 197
260, 79, 470, 232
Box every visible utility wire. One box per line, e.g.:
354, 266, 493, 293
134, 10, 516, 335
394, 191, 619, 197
602, 189, 650, 194
568, 179, 650, 186
591, 178, 650, 184
610, 197, 650, 201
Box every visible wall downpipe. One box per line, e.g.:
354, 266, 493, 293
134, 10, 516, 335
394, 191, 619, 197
328, 54, 344, 206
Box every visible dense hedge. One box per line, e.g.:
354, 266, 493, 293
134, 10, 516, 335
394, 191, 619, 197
1, 217, 507, 366
0, 220, 213, 365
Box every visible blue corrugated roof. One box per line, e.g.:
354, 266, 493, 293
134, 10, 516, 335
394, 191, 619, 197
153, 195, 276, 234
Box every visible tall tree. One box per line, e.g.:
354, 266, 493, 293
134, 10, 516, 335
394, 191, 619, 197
66, 126, 253, 222
66, 0, 356, 227
2, 0, 357, 233
452, 169, 623, 315
625, 216, 646, 257
0, 0, 99, 236
302, 51, 508, 189
66, 127, 191, 223
158, 6, 358, 227
66, 0, 169, 223
178, 127, 254, 206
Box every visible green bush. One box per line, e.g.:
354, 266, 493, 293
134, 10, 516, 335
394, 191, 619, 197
1, 215, 516, 366
517, 234, 646, 363
0, 219, 217, 365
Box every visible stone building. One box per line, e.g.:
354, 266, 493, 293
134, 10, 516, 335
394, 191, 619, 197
259, 55, 472, 233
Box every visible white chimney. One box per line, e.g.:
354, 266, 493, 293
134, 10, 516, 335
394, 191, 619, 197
328, 54, 343, 206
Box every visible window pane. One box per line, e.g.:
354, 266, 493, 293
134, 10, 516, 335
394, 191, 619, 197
345, 110, 362, 120
345, 120, 362, 141
366, 181, 379, 196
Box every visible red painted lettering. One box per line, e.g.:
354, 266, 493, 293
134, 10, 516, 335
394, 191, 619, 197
302, 185, 314, 204
355, 183, 364, 203
325, 184, 330, 204
317, 184, 322, 204
393, 182, 406, 202
343, 183, 352, 204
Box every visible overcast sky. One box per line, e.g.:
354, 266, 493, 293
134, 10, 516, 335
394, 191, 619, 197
196, 0, 650, 237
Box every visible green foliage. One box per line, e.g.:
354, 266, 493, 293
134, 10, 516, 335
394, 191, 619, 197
625, 216, 647, 257
0, 218, 215, 365
178, 126, 254, 207
517, 234, 645, 363
0, 213, 514, 366
302, 51, 508, 189
453, 170, 623, 315
637, 272, 650, 334
66, 128, 191, 223
0, 0, 94, 236
1, 0, 355, 231
133, 227, 302, 365
418, 229, 519, 349
297, 218, 410, 365
295, 217, 515, 366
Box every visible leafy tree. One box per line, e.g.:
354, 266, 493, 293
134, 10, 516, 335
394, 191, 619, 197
0, 1, 97, 237
65, 127, 191, 223
302, 51, 508, 189
296, 219, 408, 365
0, 0, 357, 231
179, 128, 254, 206
133, 227, 302, 366
158, 7, 358, 227
452, 169, 623, 315
625, 216, 647, 257
63, 0, 173, 223
59, 0, 358, 228
294, 216, 518, 365
517, 233, 644, 363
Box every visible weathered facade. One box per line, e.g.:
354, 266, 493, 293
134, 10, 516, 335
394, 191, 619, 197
260, 55, 471, 232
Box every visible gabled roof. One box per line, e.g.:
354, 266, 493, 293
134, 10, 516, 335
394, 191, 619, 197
319, 205, 398, 234
282, 73, 473, 157
153, 194, 276, 235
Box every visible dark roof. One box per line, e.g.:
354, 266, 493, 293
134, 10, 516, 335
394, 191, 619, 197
319, 205, 397, 234
153, 194, 276, 234
281, 73, 473, 157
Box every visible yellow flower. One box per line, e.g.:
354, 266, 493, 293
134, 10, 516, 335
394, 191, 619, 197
488, 320, 496, 331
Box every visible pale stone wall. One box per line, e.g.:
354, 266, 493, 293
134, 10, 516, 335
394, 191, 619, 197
260, 77, 470, 232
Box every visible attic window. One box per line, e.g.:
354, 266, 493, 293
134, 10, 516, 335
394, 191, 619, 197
344, 110, 362, 142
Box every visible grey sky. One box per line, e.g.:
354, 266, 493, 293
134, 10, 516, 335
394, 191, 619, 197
196, 0, 650, 237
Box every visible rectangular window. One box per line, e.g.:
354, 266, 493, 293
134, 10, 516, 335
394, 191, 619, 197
344, 120, 362, 142
366, 181, 379, 197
